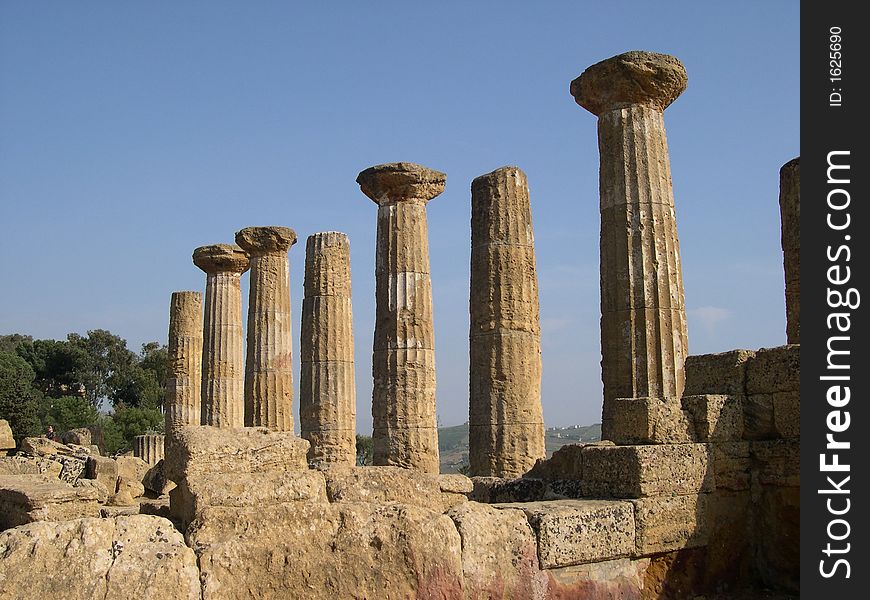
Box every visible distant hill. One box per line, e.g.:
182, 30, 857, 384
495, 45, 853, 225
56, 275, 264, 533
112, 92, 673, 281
438, 422, 601, 474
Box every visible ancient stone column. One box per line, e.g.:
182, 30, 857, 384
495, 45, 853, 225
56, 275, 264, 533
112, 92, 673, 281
235, 226, 297, 430
779, 157, 800, 344
193, 244, 249, 427
134, 434, 165, 465
356, 162, 444, 473
300, 232, 357, 466
469, 166, 545, 477
165, 291, 203, 433
571, 51, 689, 413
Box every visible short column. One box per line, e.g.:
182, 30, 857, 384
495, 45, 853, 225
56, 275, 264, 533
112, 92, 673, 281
235, 226, 297, 430
193, 244, 250, 427
300, 232, 356, 466
165, 291, 203, 433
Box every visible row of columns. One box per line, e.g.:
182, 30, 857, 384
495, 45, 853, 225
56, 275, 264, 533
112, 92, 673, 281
165, 50, 796, 475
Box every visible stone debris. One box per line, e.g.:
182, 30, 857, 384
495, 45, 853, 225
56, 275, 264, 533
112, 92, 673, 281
0, 474, 101, 529
0, 420, 13, 455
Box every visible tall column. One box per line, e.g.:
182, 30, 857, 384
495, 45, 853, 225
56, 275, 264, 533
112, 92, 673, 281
571, 51, 689, 414
235, 226, 297, 430
469, 166, 545, 477
166, 291, 203, 433
300, 232, 357, 466
356, 162, 444, 473
779, 157, 800, 344
193, 244, 249, 427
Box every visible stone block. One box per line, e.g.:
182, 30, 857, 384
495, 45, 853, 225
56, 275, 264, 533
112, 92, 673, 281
602, 397, 694, 444
0, 455, 63, 478
746, 344, 800, 394
704, 491, 753, 585
752, 439, 799, 487
682, 394, 743, 441
0, 419, 15, 454
772, 390, 800, 438
469, 476, 545, 503
73, 478, 109, 503
526, 442, 586, 481
684, 349, 755, 396
171, 470, 327, 528
325, 466, 461, 512
115, 455, 151, 484
742, 394, 776, 439
631, 493, 710, 555
165, 425, 309, 481
581, 443, 712, 498
61, 427, 92, 447
0, 515, 201, 600
142, 459, 175, 496
544, 557, 649, 599
495, 499, 635, 568
755, 485, 799, 592
710, 441, 751, 491
0, 474, 101, 529
188, 502, 464, 600
446, 502, 545, 599
85, 455, 119, 492
439, 473, 473, 494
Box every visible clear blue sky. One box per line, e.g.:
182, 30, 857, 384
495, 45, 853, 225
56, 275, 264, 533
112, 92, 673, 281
0, 2, 798, 431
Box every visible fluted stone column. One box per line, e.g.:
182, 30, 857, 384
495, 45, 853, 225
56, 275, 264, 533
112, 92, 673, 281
166, 291, 203, 433
469, 166, 545, 477
235, 226, 297, 430
357, 162, 444, 473
193, 244, 249, 427
134, 434, 165, 465
300, 232, 357, 466
571, 51, 690, 427
779, 157, 800, 344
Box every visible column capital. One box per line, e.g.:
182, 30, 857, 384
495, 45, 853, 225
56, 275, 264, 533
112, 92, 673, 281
356, 162, 446, 205
235, 226, 297, 256
570, 50, 687, 116
193, 244, 250, 275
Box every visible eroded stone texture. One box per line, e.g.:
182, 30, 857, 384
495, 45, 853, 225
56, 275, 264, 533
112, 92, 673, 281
581, 443, 712, 498
193, 244, 250, 427
631, 493, 710, 555
779, 157, 800, 344
324, 466, 465, 512
166, 291, 203, 432
357, 162, 444, 473
447, 502, 546, 599
0, 515, 201, 600
235, 226, 297, 430
188, 502, 465, 600
469, 166, 545, 478
133, 434, 164, 465
572, 51, 689, 431
496, 499, 636, 568
0, 475, 101, 529
0, 420, 13, 455
300, 231, 356, 466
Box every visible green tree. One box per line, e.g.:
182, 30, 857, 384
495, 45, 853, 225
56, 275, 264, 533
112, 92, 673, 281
0, 334, 32, 355
355, 434, 373, 466
68, 330, 137, 405
110, 405, 164, 453
16, 338, 92, 400
0, 351, 42, 444
39, 395, 100, 433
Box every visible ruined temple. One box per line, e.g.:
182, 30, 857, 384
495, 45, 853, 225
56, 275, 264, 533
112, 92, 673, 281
0, 50, 799, 599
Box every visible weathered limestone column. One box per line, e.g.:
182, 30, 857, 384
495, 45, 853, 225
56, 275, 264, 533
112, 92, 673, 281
134, 434, 165, 465
165, 291, 203, 433
300, 232, 356, 466
779, 157, 800, 344
356, 162, 444, 473
235, 226, 297, 430
571, 51, 690, 416
469, 166, 545, 477
193, 244, 249, 427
